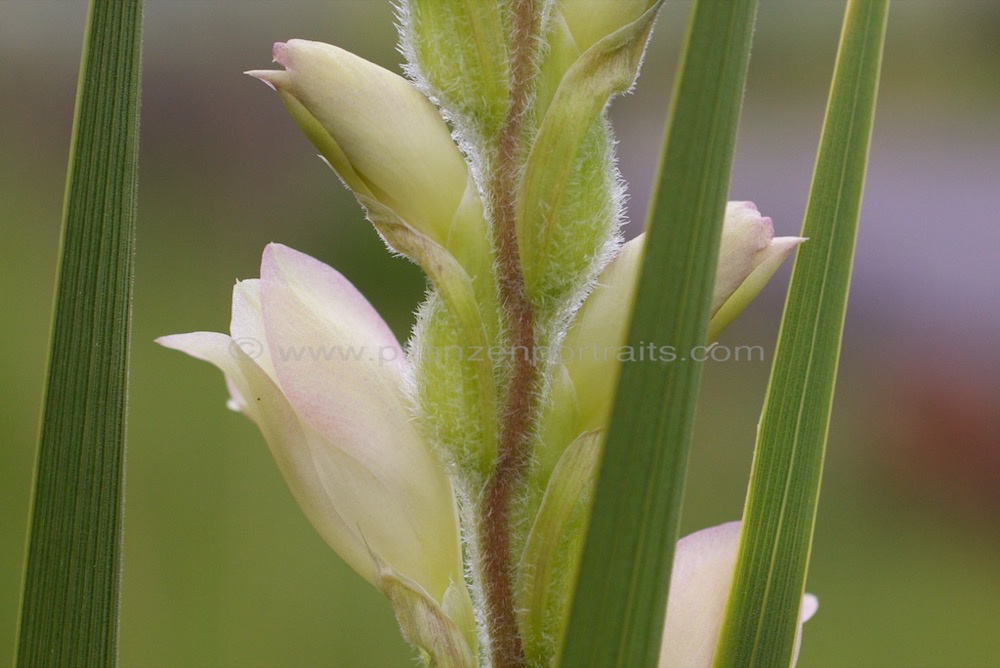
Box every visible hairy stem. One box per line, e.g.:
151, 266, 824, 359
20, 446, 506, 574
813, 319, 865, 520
480, 1, 540, 666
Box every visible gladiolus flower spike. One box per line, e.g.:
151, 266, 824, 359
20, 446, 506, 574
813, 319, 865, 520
160, 4, 811, 665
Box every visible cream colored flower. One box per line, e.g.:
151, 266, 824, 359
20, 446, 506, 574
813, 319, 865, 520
158, 243, 463, 604
562, 201, 804, 430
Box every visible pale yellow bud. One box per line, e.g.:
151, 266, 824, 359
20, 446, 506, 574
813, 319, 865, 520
563, 202, 803, 431
247, 40, 470, 249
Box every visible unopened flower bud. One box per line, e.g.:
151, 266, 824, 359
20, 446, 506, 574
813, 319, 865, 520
709, 201, 805, 340
562, 202, 803, 431
247, 40, 472, 251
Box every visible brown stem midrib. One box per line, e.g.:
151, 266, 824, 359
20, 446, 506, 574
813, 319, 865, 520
480, 1, 539, 667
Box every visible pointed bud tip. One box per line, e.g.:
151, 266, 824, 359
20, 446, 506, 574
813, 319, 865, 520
245, 41, 297, 90
245, 69, 287, 91
772, 235, 807, 255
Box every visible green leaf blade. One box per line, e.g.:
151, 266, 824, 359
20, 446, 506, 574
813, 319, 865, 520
16, 0, 143, 665
713, 2, 889, 666
559, 2, 759, 666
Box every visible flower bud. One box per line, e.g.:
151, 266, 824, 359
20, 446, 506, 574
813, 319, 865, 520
561, 202, 803, 431
247, 40, 473, 252
709, 201, 805, 340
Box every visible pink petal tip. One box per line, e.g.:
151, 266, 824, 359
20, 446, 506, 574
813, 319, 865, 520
272, 41, 290, 66
761, 215, 774, 238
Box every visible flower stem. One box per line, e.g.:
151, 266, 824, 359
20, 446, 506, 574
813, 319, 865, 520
480, 1, 540, 666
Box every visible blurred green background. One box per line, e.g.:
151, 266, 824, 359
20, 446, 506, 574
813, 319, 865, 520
2, 1, 998, 666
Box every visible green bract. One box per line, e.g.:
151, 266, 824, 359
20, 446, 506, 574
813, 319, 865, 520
400, 0, 510, 142
561, 0, 659, 56
519, 3, 663, 318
